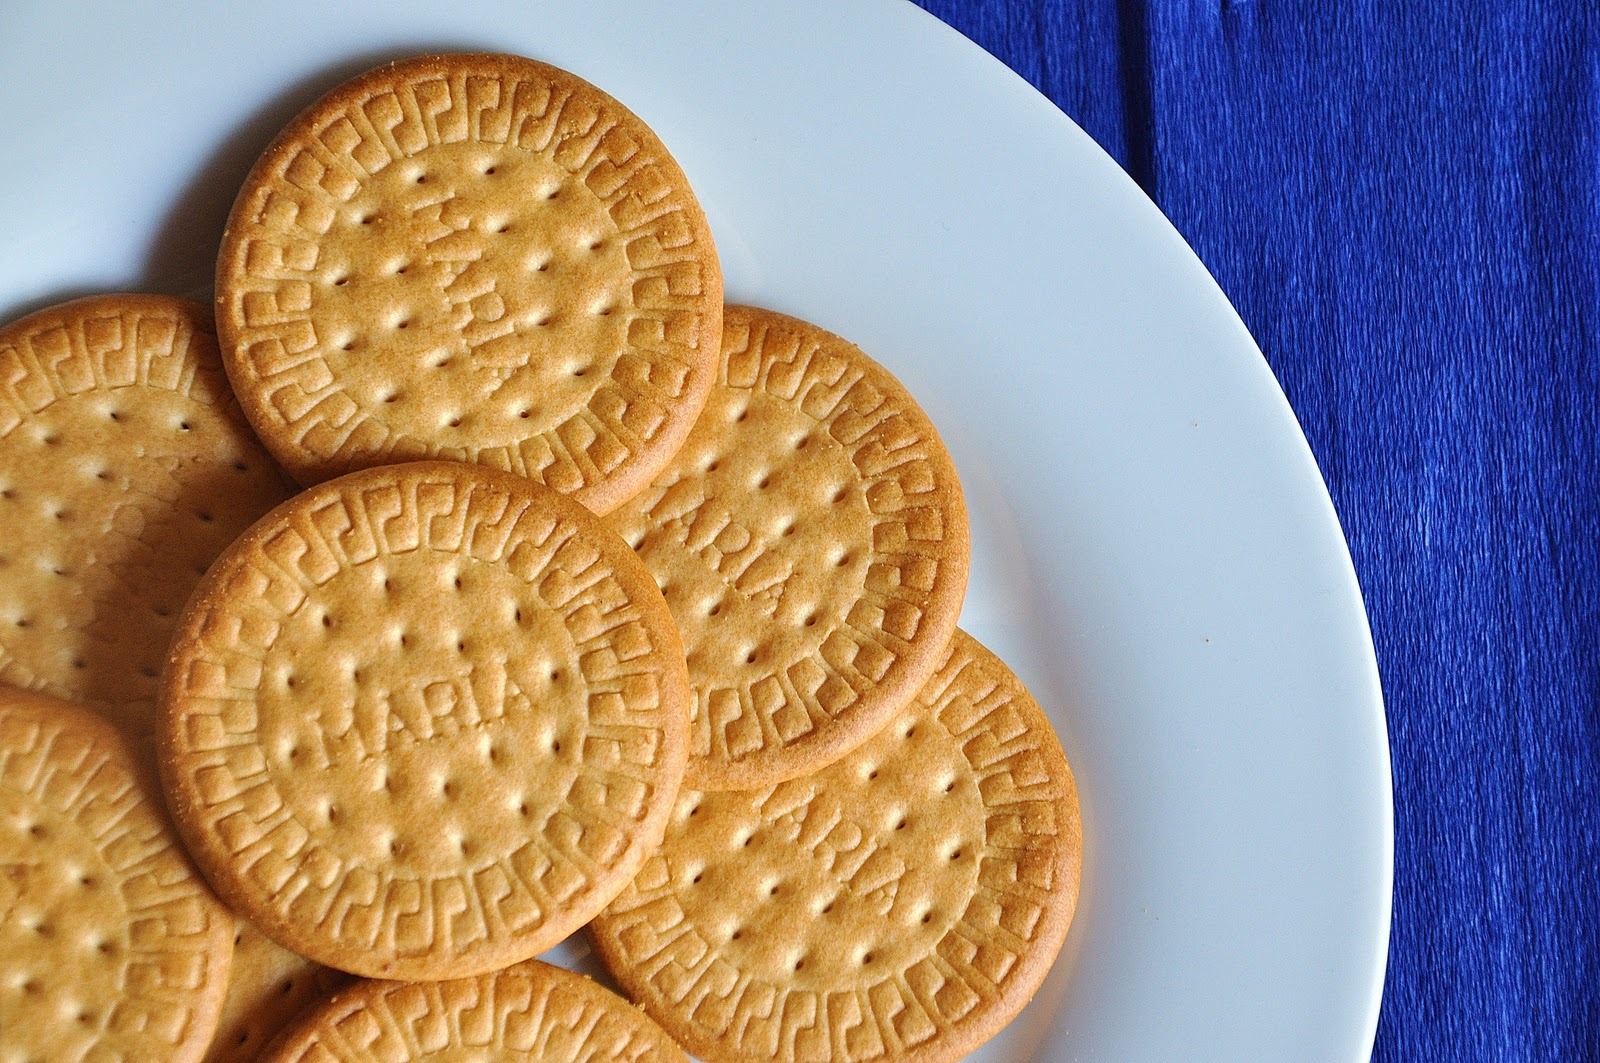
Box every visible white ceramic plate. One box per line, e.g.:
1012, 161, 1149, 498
0, 1, 1392, 1059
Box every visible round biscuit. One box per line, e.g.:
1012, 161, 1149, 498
0, 294, 294, 743
215, 52, 723, 512
589, 630, 1081, 1063
204, 921, 351, 1063
608, 305, 969, 790
261, 959, 687, 1062
0, 685, 235, 1062
160, 460, 691, 980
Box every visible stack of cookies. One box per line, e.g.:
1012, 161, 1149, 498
0, 53, 1081, 1063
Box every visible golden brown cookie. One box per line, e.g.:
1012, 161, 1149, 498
261, 959, 687, 1062
0, 294, 294, 743
608, 305, 969, 790
215, 52, 723, 512
205, 921, 351, 1063
0, 685, 235, 1062
160, 460, 691, 980
590, 630, 1081, 1063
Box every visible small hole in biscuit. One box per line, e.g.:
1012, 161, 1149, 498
384, 392, 400, 403
395, 264, 408, 275
518, 801, 529, 816
572, 366, 588, 377
497, 224, 511, 234
71, 658, 84, 669
397, 319, 411, 330
281, 980, 295, 995
868, 770, 880, 781
742, 834, 754, 847
108, 410, 122, 421
485, 165, 497, 175
950, 848, 964, 861
178, 421, 191, 431
836, 553, 852, 567
139, 667, 157, 679
944, 781, 956, 793
745, 650, 758, 664
895, 818, 908, 831
334, 276, 349, 286
196, 511, 213, 522
234, 462, 248, 472
905, 724, 918, 739
707, 460, 721, 472
519, 409, 531, 418
782, 522, 797, 536
596, 305, 615, 316
796, 435, 811, 450
804, 614, 818, 627
550, 669, 561, 682
361, 214, 374, 225
832, 487, 848, 503
435, 358, 451, 367
692, 872, 704, 884
322, 614, 332, 628
546, 188, 560, 200
536, 262, 550, 272
415, 174, 426, 184
794, 957, 806, 972
588, 239, 604, 250
708, 602, 721, 616
552, 740, 562, 753
922, 910, 934, 924
731, 929, 743, 940
514, 608, 524, 624
862, 952, 875, 965
448, 417, 462, 427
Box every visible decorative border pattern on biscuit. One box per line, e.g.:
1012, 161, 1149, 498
590, 630, 1081, 1063
608, 305, 970, 790
0, 294, 293, 742
160, 460, 691, 979
0, 685, 235, 1062
215, 53, 723, 512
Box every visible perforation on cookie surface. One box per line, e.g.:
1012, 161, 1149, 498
608, 306, 969, 790
217, 53, 722, 512
263, 959, 686, 1062
0, 295, 293, 742
161, 461, 689, 980
590, 631, 1081, 1063
0, 687, 234, 1063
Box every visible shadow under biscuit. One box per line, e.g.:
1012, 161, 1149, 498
141, 41, 499, 301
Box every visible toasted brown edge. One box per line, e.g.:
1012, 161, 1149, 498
0, 684, 237, 1063
589, 629, 1081, 1063
256, 959, 689, 1063
681, 305, 971, 792
213, 52, 723, 511
158, 460, 691, 980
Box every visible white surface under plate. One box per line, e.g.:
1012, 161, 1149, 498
0, 1, 1392, 1060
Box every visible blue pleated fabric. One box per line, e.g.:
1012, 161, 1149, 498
911, 1, 1600, 1059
